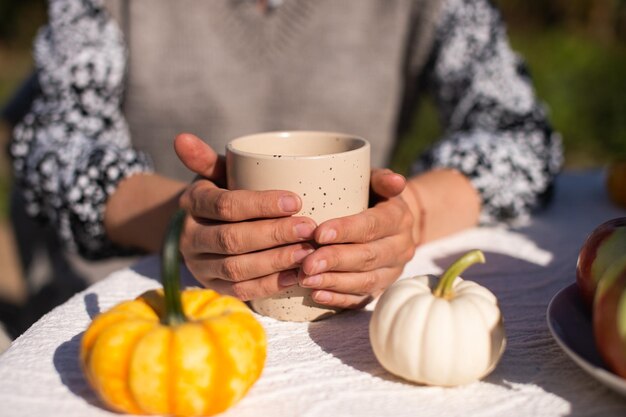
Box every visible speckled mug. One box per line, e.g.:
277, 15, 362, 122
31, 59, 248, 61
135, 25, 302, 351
226, 131, 371, 322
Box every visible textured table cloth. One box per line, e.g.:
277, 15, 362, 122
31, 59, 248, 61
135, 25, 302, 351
1, 170, 626, 417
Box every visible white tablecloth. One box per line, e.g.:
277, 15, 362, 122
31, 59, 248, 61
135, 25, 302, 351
1, 170, 626, 417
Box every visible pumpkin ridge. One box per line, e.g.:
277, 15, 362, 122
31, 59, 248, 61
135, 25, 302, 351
456, 284, 497, 304
229, 312, 267, 383
461, 294, 500, 328
185, 292, 221, 320
193, 295, 253, 321
81, 303, 157, 360
201, 320, 232, 415
419, 298, 437, 383
127, 325, 171, 414
422, 299, 453, 385
123, 323, 162, 413
393, 293, 432, 379
88, 320, 155, 414
167, 328, 176, 415
81, 313, 147, 388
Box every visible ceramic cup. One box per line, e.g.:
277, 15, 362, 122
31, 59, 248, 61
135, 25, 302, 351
226, 131, 371, 322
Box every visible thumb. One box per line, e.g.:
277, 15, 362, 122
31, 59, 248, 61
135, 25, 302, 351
370, 168, 406, 200
174, 133, 225, 181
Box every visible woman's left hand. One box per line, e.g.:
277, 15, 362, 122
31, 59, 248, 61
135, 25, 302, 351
298, 169, 421, 308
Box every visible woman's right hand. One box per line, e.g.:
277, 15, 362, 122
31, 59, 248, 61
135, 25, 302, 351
174, 133, 317, 301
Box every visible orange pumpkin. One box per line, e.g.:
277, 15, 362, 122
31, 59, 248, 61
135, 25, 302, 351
607, 161, 626, 209
80, 210, 267, 416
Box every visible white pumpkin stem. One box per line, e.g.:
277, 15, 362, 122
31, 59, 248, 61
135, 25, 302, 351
434, 250, 486, 299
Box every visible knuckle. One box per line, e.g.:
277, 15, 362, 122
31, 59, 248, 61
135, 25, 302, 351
364, 214, 379, 242
258, 192, 280, 217
258, 278, 278, 298
214, 192, 236, 219
271, 249, 291, 271
270, 220, 288, 244
258, 202, 273, 218
362, 246, 378, 270
402, 246, 416, 263
231, 283, 252, 301
221, 257, 244, 281
361, 272, 378, 295
216, 227, 240, 253
188, 183, 205, 213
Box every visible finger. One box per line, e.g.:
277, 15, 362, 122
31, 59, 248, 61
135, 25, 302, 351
301, 235, 415, 276
311, 290, 372, 310
370, 169, 406, 199
185, 216, 316, 255
299, 267, 401, 296
315, 199, 407, 245
187, 243, 315, 282
174, 133, 226, 182
181, 182, 302, 221
205, 270, 299, 301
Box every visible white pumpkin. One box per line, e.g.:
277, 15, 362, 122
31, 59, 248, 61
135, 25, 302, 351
369, 250, 506, 386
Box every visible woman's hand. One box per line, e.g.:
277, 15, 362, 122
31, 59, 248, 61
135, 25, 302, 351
175, 133, 317, 300
298, 169, 421, 309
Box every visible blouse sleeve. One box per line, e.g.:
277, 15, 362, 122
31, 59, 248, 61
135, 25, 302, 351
9, 0, 153, 259
411, 0, 563, 225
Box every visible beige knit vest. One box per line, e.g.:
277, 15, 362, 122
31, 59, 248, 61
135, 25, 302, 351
105, 0, 442, 181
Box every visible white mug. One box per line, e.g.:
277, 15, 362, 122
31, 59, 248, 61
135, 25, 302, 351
226, 131, 370, 321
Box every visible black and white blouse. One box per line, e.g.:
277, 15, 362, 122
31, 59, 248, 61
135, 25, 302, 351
10, 0, 563, 259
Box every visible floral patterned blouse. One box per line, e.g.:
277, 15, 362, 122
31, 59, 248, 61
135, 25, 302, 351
9, 0, 563, 259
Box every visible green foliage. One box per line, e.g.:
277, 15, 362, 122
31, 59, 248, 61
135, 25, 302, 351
509, 30, 626, 167
390, 98, 440, 175
390, 28, 626, 174
0, 0, 46, 47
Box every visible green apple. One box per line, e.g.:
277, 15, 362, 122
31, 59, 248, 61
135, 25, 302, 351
593, 255, 626, 377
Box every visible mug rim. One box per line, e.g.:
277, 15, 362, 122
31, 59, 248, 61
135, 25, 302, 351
226, 130, 370, 160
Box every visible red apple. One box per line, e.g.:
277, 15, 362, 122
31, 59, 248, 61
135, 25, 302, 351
576, 217, 626, 308
593, 255, 626, 377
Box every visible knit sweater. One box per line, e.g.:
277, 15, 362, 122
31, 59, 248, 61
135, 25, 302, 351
10, 0, 562, 258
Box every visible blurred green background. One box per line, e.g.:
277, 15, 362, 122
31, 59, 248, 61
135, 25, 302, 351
1, 0, 626, 221
394, 0, 626, 173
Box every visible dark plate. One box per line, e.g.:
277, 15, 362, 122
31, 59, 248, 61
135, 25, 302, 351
547, 283, 626, 396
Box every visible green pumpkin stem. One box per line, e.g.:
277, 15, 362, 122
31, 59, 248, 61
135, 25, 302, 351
162, 209, 188, 325
434, 250, 486, 299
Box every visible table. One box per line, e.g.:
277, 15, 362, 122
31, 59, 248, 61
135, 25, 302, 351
1, 170, 626, 417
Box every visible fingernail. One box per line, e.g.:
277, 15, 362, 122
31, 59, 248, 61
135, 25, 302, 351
301, 274, 321, 287
293, 247, 314, 263
278, 270, 299, 287
318, 228, 337, 244
313, 291, 332, 303
295, 222, 315, 239
279, 195, 299, 212
311, 259, 327, 275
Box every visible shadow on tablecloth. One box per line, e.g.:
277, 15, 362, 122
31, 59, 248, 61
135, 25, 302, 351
307, 309, 410, 385
52, 292, 107, 410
